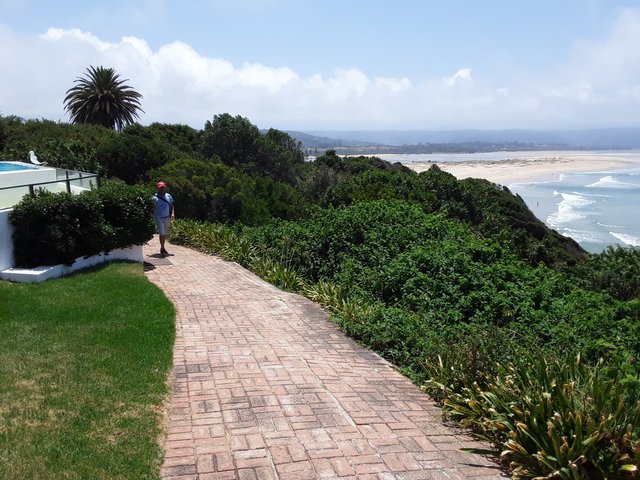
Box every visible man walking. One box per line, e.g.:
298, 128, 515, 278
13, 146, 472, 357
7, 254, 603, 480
152, 181, 175, 257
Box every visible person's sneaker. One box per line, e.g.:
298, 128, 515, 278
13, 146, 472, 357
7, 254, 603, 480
161, 248, 169, 256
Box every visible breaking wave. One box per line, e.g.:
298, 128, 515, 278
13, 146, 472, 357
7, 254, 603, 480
586, 175, 637, 189
547, 192, 596, 226
609, 232, 640, 247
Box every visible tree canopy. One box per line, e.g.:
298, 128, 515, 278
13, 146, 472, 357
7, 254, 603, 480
63, 66, 144, 131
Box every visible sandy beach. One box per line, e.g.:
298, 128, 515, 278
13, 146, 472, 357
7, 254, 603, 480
404, 152, 640, 185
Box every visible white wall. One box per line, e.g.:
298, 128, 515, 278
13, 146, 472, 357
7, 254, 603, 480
0, 245, 143, 283
0, 209, 15, 271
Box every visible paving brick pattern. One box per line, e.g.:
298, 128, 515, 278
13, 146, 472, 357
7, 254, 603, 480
144, 240, 505, 480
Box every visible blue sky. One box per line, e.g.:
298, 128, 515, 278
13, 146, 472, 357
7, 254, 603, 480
1, 0, 640, 130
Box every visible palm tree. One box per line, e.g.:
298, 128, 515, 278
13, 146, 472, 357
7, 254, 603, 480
63, 66, 144, 130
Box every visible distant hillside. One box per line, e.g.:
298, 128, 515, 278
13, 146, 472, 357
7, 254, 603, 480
283, 131, 379, 149
297, 128, 640, 150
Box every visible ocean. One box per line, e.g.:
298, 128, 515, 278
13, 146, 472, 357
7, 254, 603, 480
509, 167, 640, 253
377, 151, 640, 254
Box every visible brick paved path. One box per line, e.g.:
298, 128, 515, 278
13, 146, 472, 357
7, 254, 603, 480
144, 239, 505, 480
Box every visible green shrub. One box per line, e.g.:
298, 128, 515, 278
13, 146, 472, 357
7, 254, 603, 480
200, 114, 304, 183
436, 353, 640, 479
302, 280, 346, 309
10, 191, 107, 266
168, 219, 256, 265
248, 200, 440, 281
256, 129, 305, 184
0, 115, 7, 150
571, 246, 640, 301
251, 257, 306, 292
460, 177, 587, 267
314, 152, 412, 175
96, 133, 171, 184
321, 169, 436, 210
168, 218, 232, 254
297, 163, 342, 201
335, 304, 428, 370
201, 114, 261, 169
36, 138, 100, 172
150, 159, 308, 226
146, 122, 202, 158
1, 118, 113, 170
92, 179, 155, 250
9, 184, 154, 267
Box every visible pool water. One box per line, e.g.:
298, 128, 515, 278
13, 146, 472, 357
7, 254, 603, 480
0, 162, 36, 172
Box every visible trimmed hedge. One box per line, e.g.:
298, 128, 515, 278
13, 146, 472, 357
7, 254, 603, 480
9, 180, 155, 267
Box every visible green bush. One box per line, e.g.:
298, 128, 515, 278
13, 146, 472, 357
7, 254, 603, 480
461, 177, 587, 267
321, 169, 436, 210
0, 115, 7, 150
9, 184, 154, 267
256, 129, 305, 184
247, 200, 440, 281
37, 138, 100, 172
246, 200, 637, 356
96, 132, 171, 184
146, 122, 202, 158
296, 163, 341, 201
168, 219, 256, 265
436, 353, 640, 479
314, 151, 412, 175
200, 114, 305, 184
150, 158, 308, 226
10, 191, 107, 266
92, 179, 156, 250
1, 118, 113, 170
201, 113, 261, 170
571, 246, 640, 301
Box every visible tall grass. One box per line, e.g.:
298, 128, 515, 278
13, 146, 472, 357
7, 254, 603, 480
426, 353, 640, 479
0, 262, 175, 480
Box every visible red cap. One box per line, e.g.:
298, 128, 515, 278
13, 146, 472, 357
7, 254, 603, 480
156, 181, 166, 188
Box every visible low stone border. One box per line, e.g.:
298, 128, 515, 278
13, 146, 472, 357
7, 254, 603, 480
0, 245, 143, 283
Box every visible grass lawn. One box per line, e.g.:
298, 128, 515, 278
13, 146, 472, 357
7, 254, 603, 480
0, 262, 175, 480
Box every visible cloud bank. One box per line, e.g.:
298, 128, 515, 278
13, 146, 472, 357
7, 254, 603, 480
1, 8, 640, 130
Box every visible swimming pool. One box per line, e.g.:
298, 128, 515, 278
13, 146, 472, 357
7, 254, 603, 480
0, 161, 37, 172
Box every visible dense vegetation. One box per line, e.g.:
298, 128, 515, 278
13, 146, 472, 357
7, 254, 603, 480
3, 112, 639, 478
9, 180, 155, 267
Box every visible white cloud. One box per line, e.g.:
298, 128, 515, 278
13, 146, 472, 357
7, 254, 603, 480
314, 68, 370, 102
237, 62, 299, 93
535, 7, 640, 117
446, 68, 472, 86
41, 27, 112, 51
569, 8, 640, 86
542, 81, 594, 101
374, 77, 412, 93
2, 10, 640, 130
